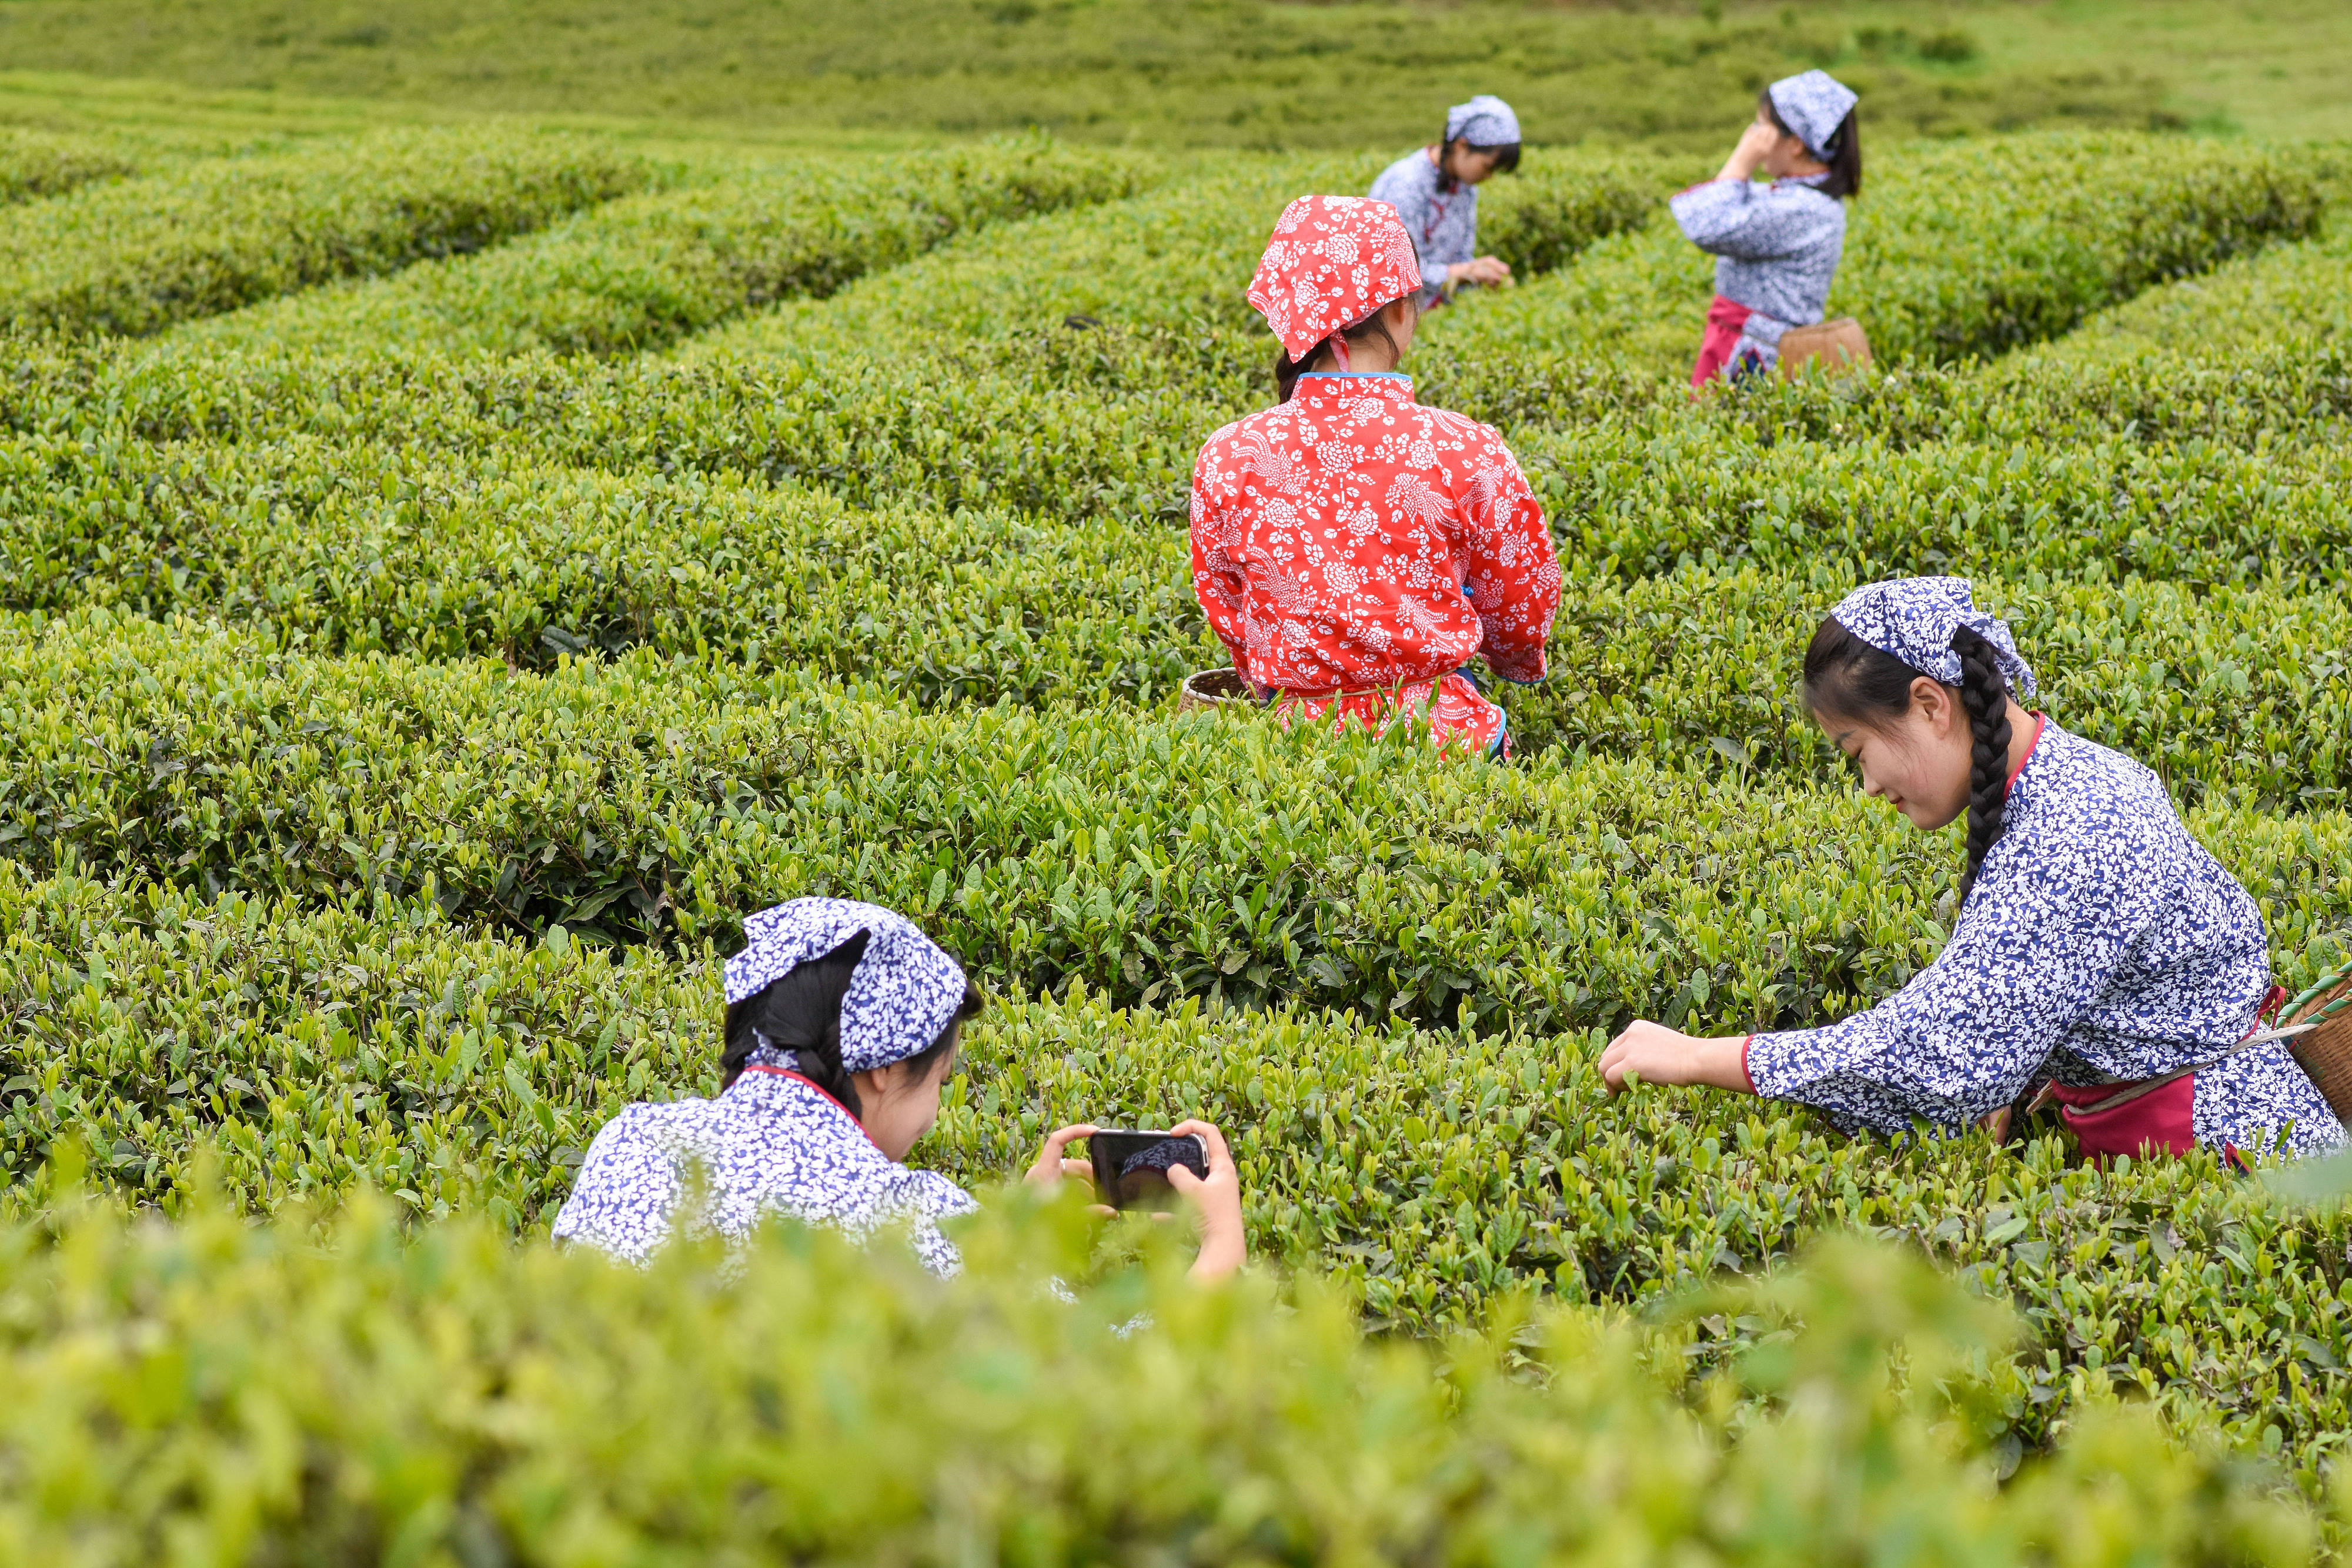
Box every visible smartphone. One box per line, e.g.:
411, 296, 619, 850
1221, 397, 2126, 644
1087, 1129, 1208, 1212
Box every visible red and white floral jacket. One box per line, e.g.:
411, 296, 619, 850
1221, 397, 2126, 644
1187, 372, 1559, 755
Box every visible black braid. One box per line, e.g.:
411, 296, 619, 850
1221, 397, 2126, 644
1950, 627, 2014, 908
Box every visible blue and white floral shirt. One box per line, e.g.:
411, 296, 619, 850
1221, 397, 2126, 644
552, 1066, 978, 1273
1369, 149, 1479, 309
1668, 173, 1845, 367
1747, 720, 2345, 1158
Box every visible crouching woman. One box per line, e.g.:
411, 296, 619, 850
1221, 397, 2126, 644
1190, 193, 1562, 759
554, 897, 1248, 1278
1598, 578, 2344, 1162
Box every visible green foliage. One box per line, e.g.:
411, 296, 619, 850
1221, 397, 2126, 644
0, 92, 2348, 1536
0, 125, 136, 204
0, 128, 654, 338
0, 1189, 2317, 1566
0, 611, 2343, 1036
7, 850, 2352, 1475
0, 0, 2249, 149
168, 136, 1164, 358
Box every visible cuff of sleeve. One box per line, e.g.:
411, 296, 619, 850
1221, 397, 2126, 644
1739, 1034, 1756, 1095
1485, 653, 1546, 686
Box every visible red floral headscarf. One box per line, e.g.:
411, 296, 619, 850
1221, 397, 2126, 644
1247, 195, 1423, 363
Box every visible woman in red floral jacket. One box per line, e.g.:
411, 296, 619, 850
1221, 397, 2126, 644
1190, 194, 1561, 758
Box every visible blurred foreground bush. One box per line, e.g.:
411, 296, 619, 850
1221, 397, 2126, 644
0, 1168, 2318, 1566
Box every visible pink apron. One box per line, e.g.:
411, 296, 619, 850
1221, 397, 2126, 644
1690, 295, 1754, 387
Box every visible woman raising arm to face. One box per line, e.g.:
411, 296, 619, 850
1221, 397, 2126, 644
1669, 69, 1862, 386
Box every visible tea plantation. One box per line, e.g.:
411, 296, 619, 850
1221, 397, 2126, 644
2, 53, 2352, 1562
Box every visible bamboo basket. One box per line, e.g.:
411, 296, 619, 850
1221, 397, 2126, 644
1177, 667, 1254, 715
2284, 962, 2352, 1125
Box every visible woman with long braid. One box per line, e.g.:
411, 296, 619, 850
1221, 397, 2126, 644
1598, 577, 2344, 1162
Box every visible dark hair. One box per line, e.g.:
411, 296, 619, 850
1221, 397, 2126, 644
1274, 296, 1414, 402
1759, 93, 1862, 200
720, 929, 984, 1117
1440, 136, 1521, 186
1800, 618, 2014, 906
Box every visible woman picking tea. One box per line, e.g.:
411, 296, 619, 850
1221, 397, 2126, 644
1188, 193, 1561, 758
1598, 578, 2344, 1162
1368, 93, 1523, 308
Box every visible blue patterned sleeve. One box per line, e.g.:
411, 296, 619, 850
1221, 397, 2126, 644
1669, 179, 1826, 262
1745, 833, 2153, 1134
1368, 163, 1438, 279
550, 1107, 684, 1260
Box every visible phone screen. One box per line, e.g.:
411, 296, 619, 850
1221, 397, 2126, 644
1088, 1130, 1208, 1212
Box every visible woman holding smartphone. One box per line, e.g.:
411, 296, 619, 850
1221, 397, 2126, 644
1597, 578, 2343, 1163
554, 897, 1248, 1279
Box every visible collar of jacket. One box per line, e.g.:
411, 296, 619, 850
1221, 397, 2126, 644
1288, 372, 1415, 406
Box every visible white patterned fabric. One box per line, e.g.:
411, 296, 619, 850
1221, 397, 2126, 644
1830, 575, 2039, 697
723, 897, 967, 1072
552, 1067, 978, 1273
1247, 195, 1423, 362
1368, 152, 1481, 309
1766, 69, 1857, 161
1444, 93, 1521, 148
1746, 721, 2346, 1159
1669, 172, 1846, 365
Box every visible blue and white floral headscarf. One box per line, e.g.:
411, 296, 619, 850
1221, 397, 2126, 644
723, 898, 968, 1072
1445, 94, 1521, 147
1767, 69, 1857, 161
1830, 576, 2038, 698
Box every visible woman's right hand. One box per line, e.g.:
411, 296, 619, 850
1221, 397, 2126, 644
1165, 1119, 1247, 1282
1025, 1123, 1102, 1202
1718, 119, 1782, 183
1449, 256, 1513, 289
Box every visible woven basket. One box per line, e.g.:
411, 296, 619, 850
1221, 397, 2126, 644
1778, 316, 1872, 379
2286, 964, 2352, 1126
1177, 667, 1254, 715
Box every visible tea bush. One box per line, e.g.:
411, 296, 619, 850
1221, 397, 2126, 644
1417, 133, 2328, 382
3, 111, 2352, 1530
0, 611, 2343, 1033
691, 145, 1680, 362
0, 450, 2343, 801
166, 136, 1164, 359
0, 1184, 2318, 1565
0, 128, 654, 338
8, 848, 2352, 1467
0, 125, 136, 204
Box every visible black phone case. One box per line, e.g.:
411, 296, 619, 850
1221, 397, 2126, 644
1088, 1130, 1207, 1210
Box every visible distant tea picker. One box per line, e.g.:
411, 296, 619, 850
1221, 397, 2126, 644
1368, 94, 1522, 307
1188, 194, 1561, 760
1671, 69, 1868, 386
1599, 577, 2352, 1164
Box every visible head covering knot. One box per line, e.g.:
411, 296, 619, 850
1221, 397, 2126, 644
1445, 93, 1521, 147
724, 897, 968, 1072
1247, 194, 1422, 363
1766, 69, 1858, 161
1830, 576, 2038, 698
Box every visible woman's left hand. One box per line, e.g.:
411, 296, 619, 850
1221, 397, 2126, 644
1599, 1022, 1754, 1096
